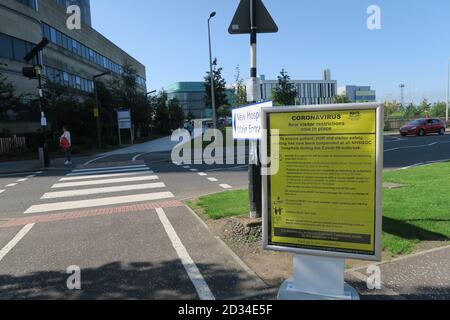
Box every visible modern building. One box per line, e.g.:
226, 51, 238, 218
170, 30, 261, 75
166, 82, 235, 119
338, 85, 376, 102
260, 69, 338, 105
0, 0, 146, 100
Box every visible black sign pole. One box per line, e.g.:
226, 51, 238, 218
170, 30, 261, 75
248, 0, 263, 218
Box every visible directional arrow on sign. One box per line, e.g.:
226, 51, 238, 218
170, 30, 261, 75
228, 0, 278, 34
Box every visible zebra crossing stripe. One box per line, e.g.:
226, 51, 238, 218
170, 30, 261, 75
52, 175, 159, 189
24, 192, 175, 214
72, 164, 146, 173
59, 169, 154, 182
41, 182, 166, 199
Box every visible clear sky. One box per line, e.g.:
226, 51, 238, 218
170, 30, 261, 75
91, 0, 450, 104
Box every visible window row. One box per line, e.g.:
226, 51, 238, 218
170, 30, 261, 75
0, 33, 37, 65
42, 23, 146, 88
15, 0, 37, 10
44, 65, 94, 93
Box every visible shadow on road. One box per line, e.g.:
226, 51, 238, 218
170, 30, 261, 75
0, 260, 256, 300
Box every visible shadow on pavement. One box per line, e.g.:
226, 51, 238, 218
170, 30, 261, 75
0, 260, 256, 300
383, 217, 449, 241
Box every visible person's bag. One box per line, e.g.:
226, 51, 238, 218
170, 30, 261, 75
60, 136, 71, 150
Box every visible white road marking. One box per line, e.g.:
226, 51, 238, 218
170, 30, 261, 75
41, 182, 166, 199
61, 170, 153, 181
0, 172, 35, 178
198, 173, 207, 176
208, 178, 218, 182
156, 208, 215, 301
34, 171, 43, 175
83, 155, 109, 165
26, 175, 36, 179
0, 224, 35, 263
17, 178, 28, 182
72, 164, 146, 173
384, 141, 450, 153
0, 190, 5, 194
6, 183, 17, 187
24, 192, 175, 214
219, 184, 233, 189
132, 153, 146, 161
52, 175, 159, 189
66, 167, 151, 177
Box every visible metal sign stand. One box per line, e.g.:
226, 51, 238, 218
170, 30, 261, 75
278, 255, 359, 300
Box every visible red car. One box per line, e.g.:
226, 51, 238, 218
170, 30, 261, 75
400, 118, 446, 136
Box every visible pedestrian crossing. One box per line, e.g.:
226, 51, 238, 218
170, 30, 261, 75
24, 163, 175, 215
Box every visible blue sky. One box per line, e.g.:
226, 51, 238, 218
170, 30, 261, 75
91, 0, 450, 103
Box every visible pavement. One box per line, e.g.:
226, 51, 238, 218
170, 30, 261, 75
0, 132, 449, 300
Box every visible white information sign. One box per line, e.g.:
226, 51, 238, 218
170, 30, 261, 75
117, 110, 132, 130
232, 101, 273, 140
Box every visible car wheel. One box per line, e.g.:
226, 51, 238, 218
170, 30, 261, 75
418, 129, 426, 136
439, 128, 446, 135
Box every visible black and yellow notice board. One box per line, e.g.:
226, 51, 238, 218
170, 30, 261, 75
262, 103, 383, 261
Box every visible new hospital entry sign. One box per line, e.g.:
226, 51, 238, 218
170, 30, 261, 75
262, 103, 383, 261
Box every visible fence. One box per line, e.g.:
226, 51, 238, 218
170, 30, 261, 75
384, 117, 449, 131
0, 137, 27, 154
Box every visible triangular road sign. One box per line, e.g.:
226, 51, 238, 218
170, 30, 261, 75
229, 0, 278, 34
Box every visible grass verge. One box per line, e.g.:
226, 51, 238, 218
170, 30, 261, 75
187, 162, 450, 256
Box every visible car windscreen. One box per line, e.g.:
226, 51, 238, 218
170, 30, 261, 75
409, 120, 424, 125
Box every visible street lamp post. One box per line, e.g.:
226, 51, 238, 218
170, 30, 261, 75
208, 11, 217, 129
446, 60, 449, 123
93, 71, 111, 150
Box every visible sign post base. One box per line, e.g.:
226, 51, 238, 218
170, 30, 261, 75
277, 255, 360, 300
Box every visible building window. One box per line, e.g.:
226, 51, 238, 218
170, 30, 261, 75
0, 34, 13, 59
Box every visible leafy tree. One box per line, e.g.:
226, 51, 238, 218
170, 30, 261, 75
168, 98, 185, 130
153, 90, 170, 134
110, 63, 151, 139
272, 69, 297, 106
383, 101, 402, 118
418, 99, 431, 116
233, 65, 247, 107
0, 65, 18, 121
217, 106, 231, 118
404, 103, 420, 117
204, 58, 229, 113
333, 94, 351, 104
430, 102, 446, 118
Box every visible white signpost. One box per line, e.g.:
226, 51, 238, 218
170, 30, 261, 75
232, 101, 273, 140
117, 109, 133, 146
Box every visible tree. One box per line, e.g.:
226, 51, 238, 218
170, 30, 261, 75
430, 102, 446, 118
404, 103, 420, 117
168, 98, 185, 130
333, 94, 350, 104
418, 99, 431, 116
272, 69, 297, 106
110, 63, 151, 139
204, 58, 229, 114
233, 65, 247, 107
383, 101, 402, 118
153, 90, 170, 134
0, 65, 18, 121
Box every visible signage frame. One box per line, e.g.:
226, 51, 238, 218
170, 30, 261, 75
262, 102, 384, 262
232, 100, 273, 141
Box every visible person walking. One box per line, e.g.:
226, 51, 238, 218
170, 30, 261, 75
60, 126, 72, 165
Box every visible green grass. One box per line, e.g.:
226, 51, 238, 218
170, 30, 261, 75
382, 162, 450, 255
187, 189, 249, 220
188, 162, 450, 256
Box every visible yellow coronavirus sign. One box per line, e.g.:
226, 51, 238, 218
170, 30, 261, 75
263, 104, 383, 261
